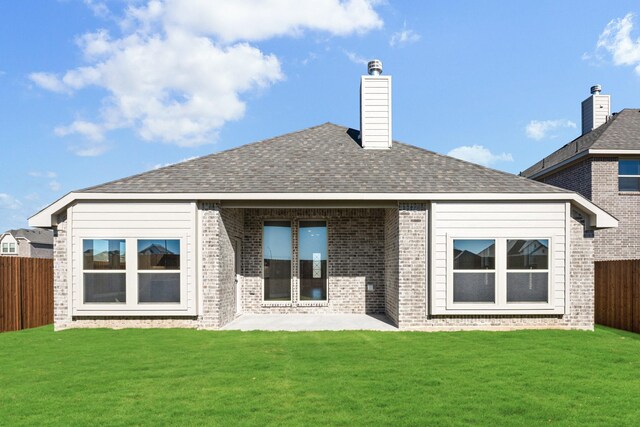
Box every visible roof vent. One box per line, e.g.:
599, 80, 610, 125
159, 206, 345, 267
367, 59, 382, 76
591, 84, 602, 95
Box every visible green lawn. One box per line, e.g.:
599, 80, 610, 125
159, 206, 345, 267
1, 326, 640, 426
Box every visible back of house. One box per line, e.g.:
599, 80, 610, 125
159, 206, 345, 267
31, 62, 616, 332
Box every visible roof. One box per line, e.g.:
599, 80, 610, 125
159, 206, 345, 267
2, 228, 53, 245
521, 109, 640, 178
82, 123, 569, 194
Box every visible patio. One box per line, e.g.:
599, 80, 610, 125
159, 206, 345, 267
220, 314, 398, 331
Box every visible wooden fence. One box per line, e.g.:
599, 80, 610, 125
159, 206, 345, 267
595, 259, 640, 333
0, 257, 53, 332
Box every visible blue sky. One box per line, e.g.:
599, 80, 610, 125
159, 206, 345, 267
1, 0, 640, 232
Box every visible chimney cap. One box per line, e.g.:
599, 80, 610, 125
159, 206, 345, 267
367, 59, 382, 76
591, 84, 602, 95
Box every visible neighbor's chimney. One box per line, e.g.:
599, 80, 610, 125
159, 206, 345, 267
581, 84, 610, 135
360, 59, 392, 149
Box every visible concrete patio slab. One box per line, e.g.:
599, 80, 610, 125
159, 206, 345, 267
221, 314, 398, 331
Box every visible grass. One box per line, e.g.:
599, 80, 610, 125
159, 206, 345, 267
1, 326, 640, 426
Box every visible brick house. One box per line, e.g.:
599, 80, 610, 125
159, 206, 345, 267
521, 86, 640, 261
30, 62, 616, 331
0, 228, 53, 258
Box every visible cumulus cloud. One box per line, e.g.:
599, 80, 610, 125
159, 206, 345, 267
389, 24, 420, 47
29, 0, 383, 155
593, 12, 640, 75
448, 145, 513, 167
525, 119, 576, 140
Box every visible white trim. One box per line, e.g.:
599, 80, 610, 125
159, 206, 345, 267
73, 236, 193, 315
526, 149, 640, 180
445, 236, 558, 314
565, 202, 571, 314
29, 191, 618, 229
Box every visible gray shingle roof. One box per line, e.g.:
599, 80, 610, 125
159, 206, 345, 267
521, 109, 640, 178
81, 123, 569, 194
4, 228, 53, 245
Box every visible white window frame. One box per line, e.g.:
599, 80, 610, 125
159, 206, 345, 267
76, 237, 188, 313
446, 236, 554, 311
618, 159, 640, 192
1, 241, 17, 254
262, 219, 293, 305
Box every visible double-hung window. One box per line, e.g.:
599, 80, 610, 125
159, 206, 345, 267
450, 238, 551, 309
81, 238, 182, 308
2, 242, 16, 254
83, 239, 127, 303
619, 159, 640, 191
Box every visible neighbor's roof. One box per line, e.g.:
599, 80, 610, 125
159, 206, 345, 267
521, 109, 640, 178
2, 228, 53, 245
82, 123, 569, 194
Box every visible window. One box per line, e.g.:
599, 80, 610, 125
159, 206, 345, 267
1, 242, 16, 254
81, 238, 183, 307
450, 238, 550, 308
83, 239, 126, 303
263, 221, 292, 301
619, 159, 640, 191
299, 221, 327, 301
138, 239, 180, 303
453, 240, 495, 303
507, 239, 549, 303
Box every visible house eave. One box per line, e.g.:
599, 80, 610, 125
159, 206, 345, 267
29, 191, 618, 230
527, 149, 640, 180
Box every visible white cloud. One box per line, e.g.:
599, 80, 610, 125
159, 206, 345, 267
0, 193, 22, 210
159, 0, 383, 43
29, 72, 70, 94
594, 12, 640, 75
153, 156, 198, 170
344, 50, 368, 65
389, 25, 420, 47
448, 145, 513, 167
28, 171, 57, 178
525, 119, 576, 140
30, 1, 383, 155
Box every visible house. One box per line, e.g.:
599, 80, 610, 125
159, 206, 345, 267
521, 86, 640, 261
0, 228, 53, 258
30, 60, 617, 331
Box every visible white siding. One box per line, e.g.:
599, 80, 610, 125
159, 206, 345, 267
70, 201, 197, 316
431, 201, 568, 315
581, 94, 610, 134
360, 75, 392, 149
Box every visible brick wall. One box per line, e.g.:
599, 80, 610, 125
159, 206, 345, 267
542, 159, 592, 200
241, 208, 385, 314
384, 208, 399, 325
397, 203, 428, 328
591, 157, 640, 260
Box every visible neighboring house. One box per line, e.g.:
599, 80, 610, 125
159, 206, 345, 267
30, 61, 617, 331
0, 228, 53, 258
521, 86, 640, 261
